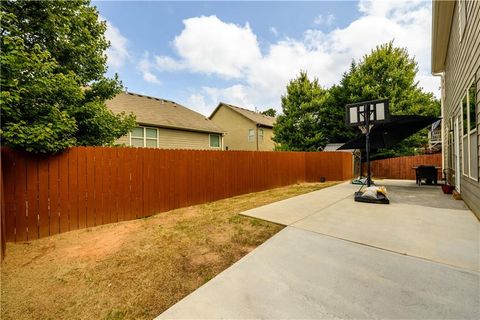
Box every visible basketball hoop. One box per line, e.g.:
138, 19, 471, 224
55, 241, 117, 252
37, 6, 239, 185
345, 99, 390, 189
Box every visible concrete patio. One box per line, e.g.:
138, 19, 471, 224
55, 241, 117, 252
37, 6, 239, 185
158, 180, 480, 319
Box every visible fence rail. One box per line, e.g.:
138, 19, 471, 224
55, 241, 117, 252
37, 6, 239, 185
1, 147, 353, 244
365, 154, 442, 180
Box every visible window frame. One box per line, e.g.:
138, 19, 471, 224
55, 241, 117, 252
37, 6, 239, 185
209, 134, 221, 149
258, 128, 264, 141
461, 77, 478, 181
248, 129, 255, 142
129, 126, 159, 148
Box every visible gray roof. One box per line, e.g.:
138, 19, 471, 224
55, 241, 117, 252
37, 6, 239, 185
106, 92, 224, 134
324, 143, 355, 152
210, 102, 276, 128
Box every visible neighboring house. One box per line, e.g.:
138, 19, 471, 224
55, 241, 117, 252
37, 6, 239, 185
428, 120, 442, 153
432, 0, 479, 218
106, 92, 224, 150
209, 102, 276, 151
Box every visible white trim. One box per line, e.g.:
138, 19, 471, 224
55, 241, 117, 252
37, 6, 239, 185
462, 97, 468, 176
462, 78, 479, 181
130, 126, 159, 148
468, 129, 478, 181
209, 134, 221, 149
454, 116, 461, 192
248, 129, 255, 142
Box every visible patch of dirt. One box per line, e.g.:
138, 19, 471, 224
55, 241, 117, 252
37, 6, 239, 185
1, 181, 338, 320
64, 223, 141, 262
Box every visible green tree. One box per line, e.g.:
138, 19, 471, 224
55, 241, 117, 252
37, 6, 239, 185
1, 0, 135, 153
261, 108, 277, 117
273, 42, 440, 156
339, 42, 440, 158
273, 72, 327, 151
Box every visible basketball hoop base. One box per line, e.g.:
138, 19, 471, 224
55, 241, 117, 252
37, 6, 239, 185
354, 191, 390, 204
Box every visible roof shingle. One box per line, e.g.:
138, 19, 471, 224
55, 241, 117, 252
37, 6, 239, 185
106, 92, 224, 134
211, 102, 276, 127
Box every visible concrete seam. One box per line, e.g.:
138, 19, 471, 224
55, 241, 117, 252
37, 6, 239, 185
289, 225, 480, 275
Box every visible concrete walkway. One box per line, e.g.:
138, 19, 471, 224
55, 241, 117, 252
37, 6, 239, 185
158, 180, 480, 319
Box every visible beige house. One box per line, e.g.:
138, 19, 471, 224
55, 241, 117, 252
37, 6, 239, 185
432, 0, 479, 218
107, 92, 224, 150
209, 103, 276, 151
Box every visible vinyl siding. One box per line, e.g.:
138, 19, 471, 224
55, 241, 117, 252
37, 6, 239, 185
260, 127, 276, 151
115, 134, 130, 146
116, 127, 222, 150
210, 106, 276, 151
442, 0, 480, 219
158, 128, 220, 150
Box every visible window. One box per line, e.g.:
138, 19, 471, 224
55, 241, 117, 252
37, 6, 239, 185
248, 129, 255, 142
468, 83, 477, 132
209, 134, 221, 148
130, 126, 158, 148
462, 79, 478, 180
463, 94, 468, 135
258, 128, 264, 141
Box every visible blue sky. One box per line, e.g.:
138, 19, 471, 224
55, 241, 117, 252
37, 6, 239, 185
95, 0, 439, 115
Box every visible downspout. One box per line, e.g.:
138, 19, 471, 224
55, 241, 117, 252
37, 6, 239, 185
432, 71, 445, 175
256, 123, 259, 151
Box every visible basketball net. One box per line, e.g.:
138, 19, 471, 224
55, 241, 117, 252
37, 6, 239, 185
358, 124, 374, 134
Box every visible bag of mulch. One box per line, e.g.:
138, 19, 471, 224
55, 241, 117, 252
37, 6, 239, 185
362, 186, 387, 199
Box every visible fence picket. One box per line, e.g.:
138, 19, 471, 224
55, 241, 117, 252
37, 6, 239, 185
365, 154, 442, 180
1, 147, 354, 244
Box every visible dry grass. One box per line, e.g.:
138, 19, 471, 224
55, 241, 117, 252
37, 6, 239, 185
1, 182, 337, 320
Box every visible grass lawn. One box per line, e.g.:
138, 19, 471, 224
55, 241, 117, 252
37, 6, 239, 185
1, 182, 337, 320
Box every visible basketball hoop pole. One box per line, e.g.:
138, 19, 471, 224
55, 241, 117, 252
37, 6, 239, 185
345, 98, 390, 188
365, 103, 371, 187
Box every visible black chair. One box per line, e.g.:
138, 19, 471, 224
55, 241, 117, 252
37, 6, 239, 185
416, 165, 438, 185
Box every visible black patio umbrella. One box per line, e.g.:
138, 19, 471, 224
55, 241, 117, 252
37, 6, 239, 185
338, 115, 440, 150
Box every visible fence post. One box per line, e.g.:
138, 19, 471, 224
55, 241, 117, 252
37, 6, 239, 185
1, 150, 6, 259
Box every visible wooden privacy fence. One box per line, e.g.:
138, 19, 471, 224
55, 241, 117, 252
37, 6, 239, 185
1, 147, 353, 244
365, 154, 442, 180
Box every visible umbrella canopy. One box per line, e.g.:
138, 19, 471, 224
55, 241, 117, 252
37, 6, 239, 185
338, 115, 440, 150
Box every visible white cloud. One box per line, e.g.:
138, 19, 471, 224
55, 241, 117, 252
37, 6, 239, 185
313, 13, 335, 26
185, 93, 210, 116
270, 26, 279, 37
155, 55, 185, 71
138, 53, 161, 85
104, 18, 130, 70
155, 15, 261, 79
147, 1, 439, 112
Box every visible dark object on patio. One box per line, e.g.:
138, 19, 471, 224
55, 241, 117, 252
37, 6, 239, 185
441, 168, 455, 194
338, 115, 440, 150
453, 190, 462, 200
415, 165, 438, 185
354, 191, 390, 204
442, 184, 455, 194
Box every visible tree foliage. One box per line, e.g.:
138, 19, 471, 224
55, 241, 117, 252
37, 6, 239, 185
273, 42, 440, 157
1, 0, 135, 153
260, 108, 277, 117
273, 72, 327, 151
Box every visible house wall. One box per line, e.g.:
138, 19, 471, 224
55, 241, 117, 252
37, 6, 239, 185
116, 127, 223, 150
261, 127, 276, 151
210, 106, 275, 151
442, 0, 480, 219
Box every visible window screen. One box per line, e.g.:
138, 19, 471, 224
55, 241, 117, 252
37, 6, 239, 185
210, 134, 220, 148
